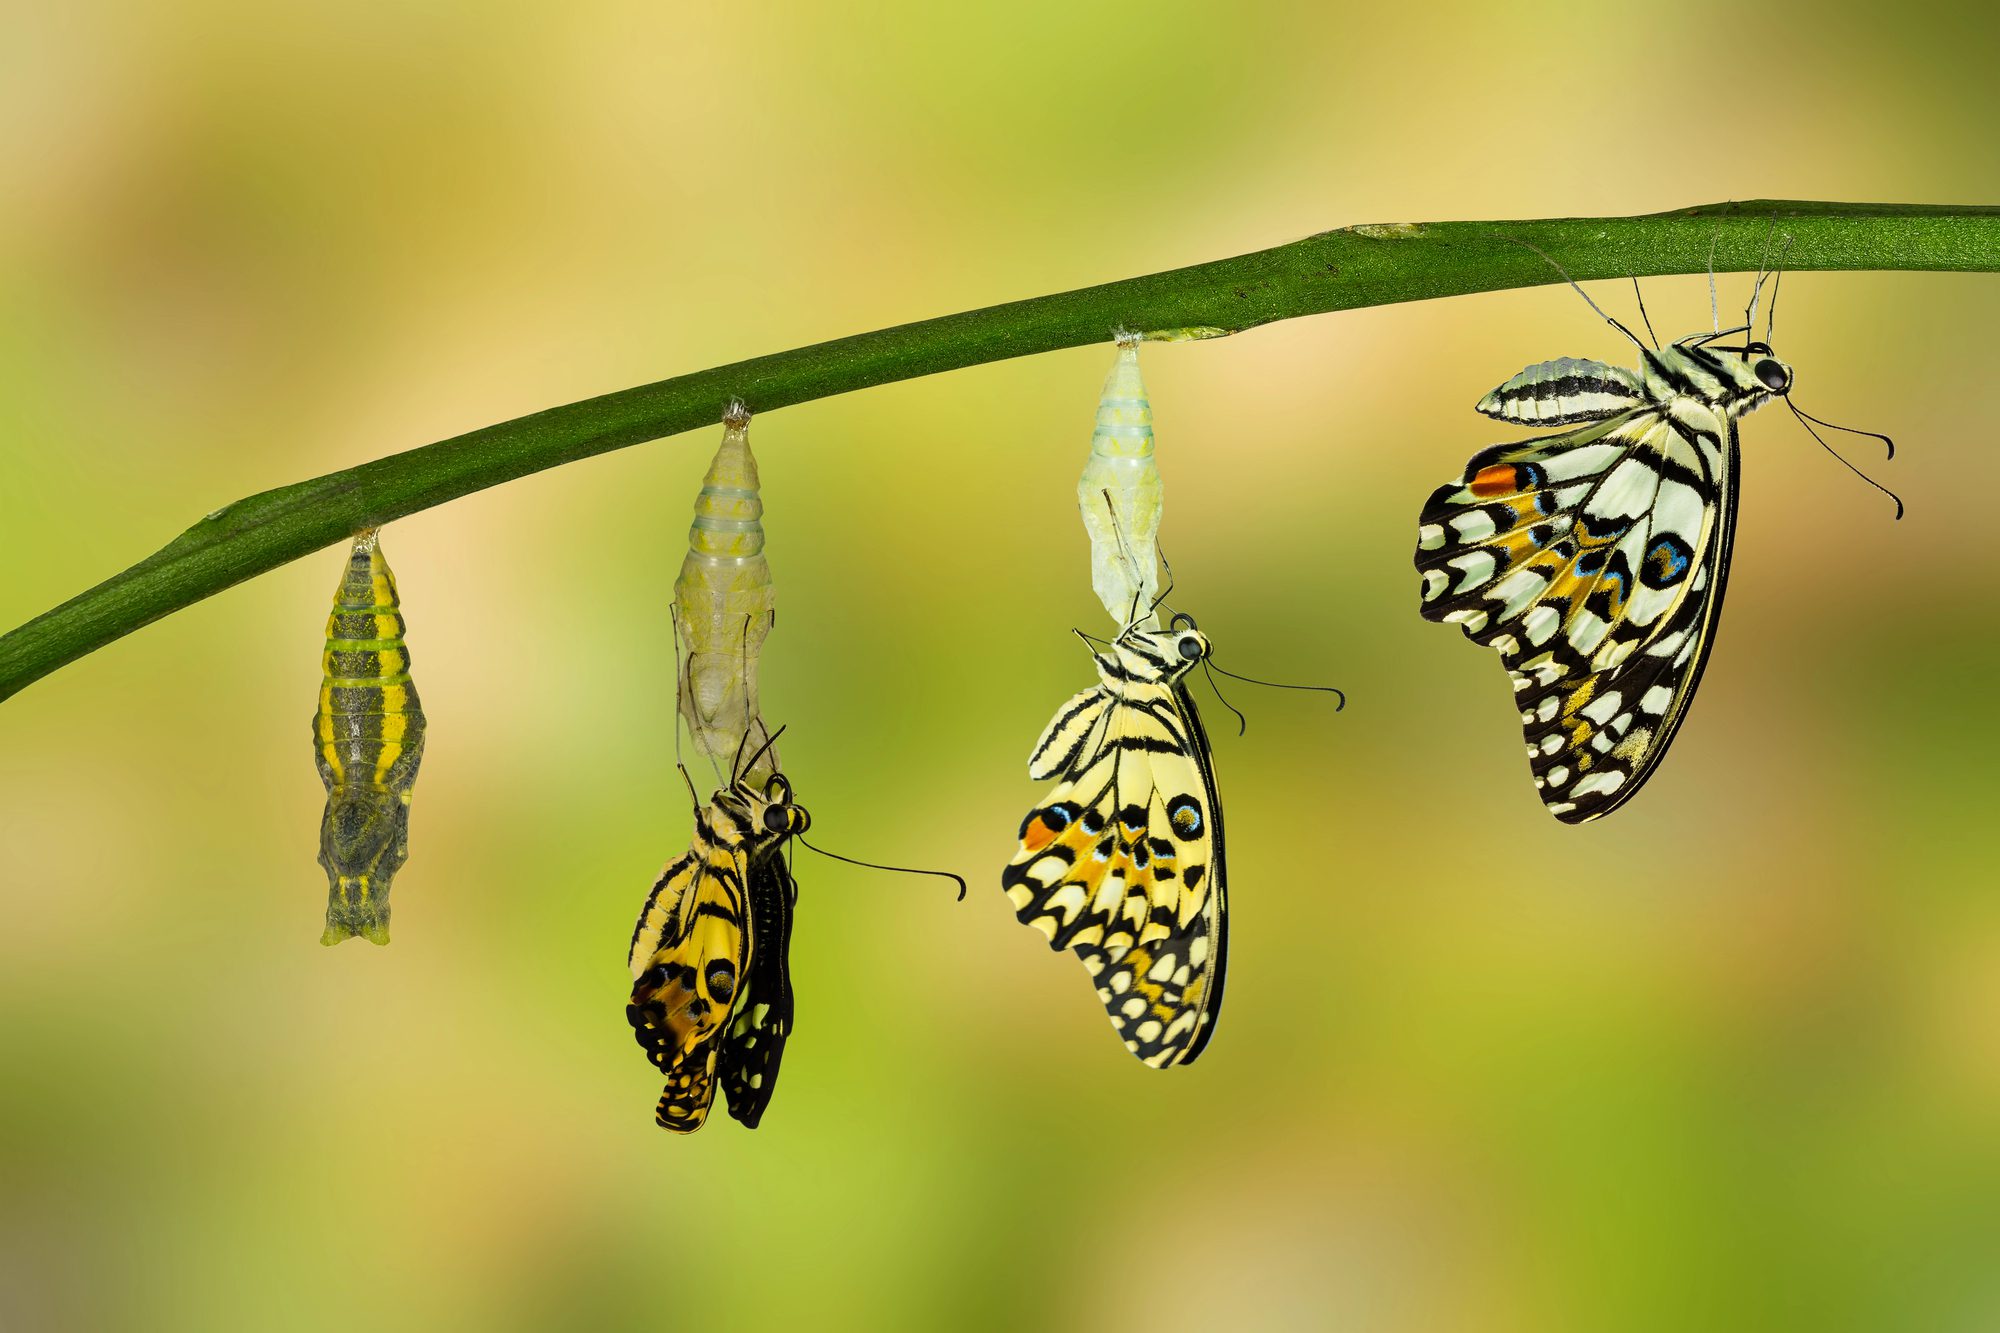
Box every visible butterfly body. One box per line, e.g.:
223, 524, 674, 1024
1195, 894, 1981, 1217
1418, 333, 1794, 823
627, 776, 806, 1132
1004, 623, 1227, 1068
313, 532, 426, 945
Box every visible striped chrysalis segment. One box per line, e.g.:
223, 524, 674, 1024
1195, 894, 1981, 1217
313, 531, 425, 945
675, 408, 778, 784
1077, 339, 1162, 627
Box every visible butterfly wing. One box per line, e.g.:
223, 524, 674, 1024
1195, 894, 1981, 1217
1027, 685, 1113, 781
627, 844, 753, 1132
1416, 406, 1737, 822
718, 849, 797, 1129
1004, 684, 1226, 1067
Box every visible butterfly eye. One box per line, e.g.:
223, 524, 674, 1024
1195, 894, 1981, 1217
1176, 634, 1203, 661
762, 805, 790, 834
1754, 359, 1791, 394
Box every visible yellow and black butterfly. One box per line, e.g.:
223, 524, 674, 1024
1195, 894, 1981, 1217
1416, 263, 1896, 822
1003, 615, 1227, 1068
627, 749, 807, 1133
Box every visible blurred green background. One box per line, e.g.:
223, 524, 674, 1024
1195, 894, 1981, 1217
3, 3, 1997, 1330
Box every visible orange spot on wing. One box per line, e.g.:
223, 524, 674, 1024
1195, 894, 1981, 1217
1022, 817, 1058, 852
1469, 464, 1518, 497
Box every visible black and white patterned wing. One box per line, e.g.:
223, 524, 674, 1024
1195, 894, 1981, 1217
1416, 407, 1737, 823
718, 851, 797, 1129
1004, 685, 1226, 1067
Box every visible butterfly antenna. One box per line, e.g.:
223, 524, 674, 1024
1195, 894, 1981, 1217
669, 604, 689, 778
1503, 237, 1648, 352
1763, 236, 1794, 346
727, 707, 755, 783
1707, 228, 1721, 333
1787, 403, 1905, 520
1099, 487, 1161, 631
1103, 488, 1146, 629
1206, 658, 1348, 711
734, 724, 788, 786
1198, 659, 1249, 737
797, 835, 967, 901
1631, 278, 1661, 350
676, 762, 701, 816
1743, 214, 1781, 336
1141, 546, 1177, 624
725, 614, 777, 786
737, 611, 759, 775
1791, 402, 1897, 461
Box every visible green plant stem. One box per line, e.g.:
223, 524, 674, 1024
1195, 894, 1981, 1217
4, 199, 1997, 703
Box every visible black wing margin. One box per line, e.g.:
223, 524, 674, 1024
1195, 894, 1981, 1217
718, 851, 797, 1128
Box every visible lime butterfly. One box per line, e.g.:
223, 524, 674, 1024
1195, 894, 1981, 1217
627, 737, 806, 1133
1004, 615, 1227, 1067
1416, 262, 1894, 822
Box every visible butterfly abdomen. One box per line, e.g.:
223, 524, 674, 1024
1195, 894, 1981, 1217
1477, 357, 1646, 426
313, 531, 426, 946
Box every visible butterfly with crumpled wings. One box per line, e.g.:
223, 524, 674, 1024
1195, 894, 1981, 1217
626, 729, 807, 1133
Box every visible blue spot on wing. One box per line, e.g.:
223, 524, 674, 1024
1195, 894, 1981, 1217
1639, 534, 1696, 590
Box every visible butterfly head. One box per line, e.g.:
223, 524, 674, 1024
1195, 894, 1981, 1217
712, 771, 810, 851
756, 773, 812, 840
1107, 616, 1212, 686
1715, 339, 1794, 411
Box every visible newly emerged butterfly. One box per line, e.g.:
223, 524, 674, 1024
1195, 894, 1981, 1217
313, 530, 425, 945
1415, 261, 1889, 823
627, 740, 808, 1133
1004, 615, 1228, 1068
675, 404, 780, 786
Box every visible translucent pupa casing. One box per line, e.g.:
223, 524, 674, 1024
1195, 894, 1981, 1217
675, 409, 779, 783
313, 530, 426, 946
1077, 340, 1162, 628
